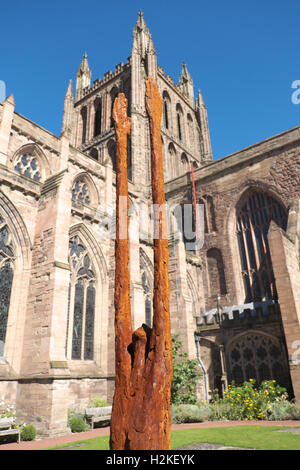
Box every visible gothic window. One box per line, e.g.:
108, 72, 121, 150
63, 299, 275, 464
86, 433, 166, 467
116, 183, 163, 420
67, 236, 96, 360
177, 114, 182, 140
181, 153, 189, 174
163, 100, 169, 129
228, 333, 289, 387
0, 218, 15, 357
207, 248, 227, 297
81, 106, 87, 144
127, 135, 132, 181
123, 79, 131, 118
107, 140, 116, 171
89, 148, 98, 161
168, 143, 177, 179
110, 87, 119, 128
94, 99, 102, 137
187, 114, 194, 151
14, 153, 41, 182
236, 191, 287, 303
176, 104, 183, 141
140, 252, 153, 328
72, 178, 91, 206
142, 272, 152, 327
162, 91, 171, 130
161, 137, 168, 181
199, 195, 217, 233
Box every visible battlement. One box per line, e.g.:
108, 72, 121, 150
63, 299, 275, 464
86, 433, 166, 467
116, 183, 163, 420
80, 58, 131, 100
196, 300, 281, 329
157, 65, 194, 109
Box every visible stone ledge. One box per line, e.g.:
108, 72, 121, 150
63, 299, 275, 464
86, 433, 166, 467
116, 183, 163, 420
50, 361, 69, 369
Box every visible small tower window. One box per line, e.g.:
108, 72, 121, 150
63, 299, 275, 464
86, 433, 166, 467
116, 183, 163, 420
176, 103, 184, 141
163, 100, 169, 129
177, 113, 182, 140
94, 99, 102, 137
81, 107, 87, 144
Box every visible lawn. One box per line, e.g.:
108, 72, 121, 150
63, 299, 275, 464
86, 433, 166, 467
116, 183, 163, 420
46, 425, 300, 451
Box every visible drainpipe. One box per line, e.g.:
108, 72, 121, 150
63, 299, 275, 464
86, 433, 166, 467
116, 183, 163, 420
194, 333, 209, 403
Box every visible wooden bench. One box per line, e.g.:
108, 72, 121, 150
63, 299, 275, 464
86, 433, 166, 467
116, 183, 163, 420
0, 417, 21, 443
85, 406, 112, 429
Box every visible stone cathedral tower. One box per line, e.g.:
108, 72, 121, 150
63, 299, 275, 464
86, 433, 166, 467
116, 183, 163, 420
62, 11, 212, 188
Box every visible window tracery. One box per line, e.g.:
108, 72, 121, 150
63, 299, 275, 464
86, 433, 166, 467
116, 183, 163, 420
228, 333, 288, 386
14, 153, 41, 182
72, 179, 91, 205
236, 192, 287, 302
68, 236, 96, 360
0, 218, 15, 357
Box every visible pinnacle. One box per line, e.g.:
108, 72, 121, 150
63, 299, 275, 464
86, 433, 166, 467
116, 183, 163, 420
5, 94, 15, 106
65, 79, 73, 99
181, 62, 190, 79
79, 52, 90, 72
197, 89, 205, 106
135, 10, 148, 32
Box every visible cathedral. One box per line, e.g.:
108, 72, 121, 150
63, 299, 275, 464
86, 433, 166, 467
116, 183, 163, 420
0, 11, 300, 436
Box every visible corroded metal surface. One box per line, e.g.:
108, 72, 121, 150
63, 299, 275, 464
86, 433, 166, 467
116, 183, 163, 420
110, 80, 172, 450
109, 93, 132, 450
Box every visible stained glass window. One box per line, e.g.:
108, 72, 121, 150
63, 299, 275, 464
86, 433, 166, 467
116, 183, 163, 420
228, 333, 289, 387
14, 154, 41, 182
67, 236, 96, 360
141, 268, 152, 328
72, 179, 91, 205
236, 192, 287, 302
0, 218, 15, 357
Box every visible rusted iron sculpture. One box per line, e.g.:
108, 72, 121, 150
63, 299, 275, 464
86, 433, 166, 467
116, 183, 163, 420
110, 78, 172, 450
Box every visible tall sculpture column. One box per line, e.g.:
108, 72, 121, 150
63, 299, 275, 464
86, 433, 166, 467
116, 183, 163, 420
110, 93, 133, 450
110, 77, 172, 451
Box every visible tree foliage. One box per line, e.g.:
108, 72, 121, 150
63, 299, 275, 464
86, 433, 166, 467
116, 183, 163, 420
171, 334, 201, 404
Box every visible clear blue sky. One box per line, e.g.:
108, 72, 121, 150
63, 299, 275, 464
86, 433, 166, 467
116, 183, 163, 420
1, 0, 300, 159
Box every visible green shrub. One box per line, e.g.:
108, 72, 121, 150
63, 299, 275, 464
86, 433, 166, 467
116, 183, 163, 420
264, 401, 295, 421
69, 416, 86, 433
21, 424, 36, 441
208, 401, 243, 421
88, 396, 109, 408
68, 406, 85, 423
171, 335, 201, 405
283, 403, 300, 420
210, 379, 288, 421
171, 404, 209, 424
